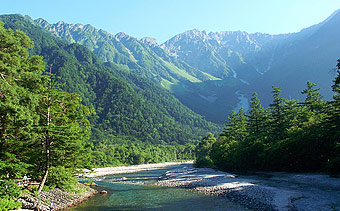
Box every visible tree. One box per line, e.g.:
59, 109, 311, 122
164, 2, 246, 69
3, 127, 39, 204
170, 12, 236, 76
247, 92, 266, 141
268, 86, 285, 142
221, 108, 248, 143
194, 133, 216, 168
0, 21, 93, 193
36, 76, 93, 193
301, 81, 325, 113
0, 21, 47, 178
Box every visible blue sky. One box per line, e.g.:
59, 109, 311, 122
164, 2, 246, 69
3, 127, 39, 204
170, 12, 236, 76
2, 0, 340, 43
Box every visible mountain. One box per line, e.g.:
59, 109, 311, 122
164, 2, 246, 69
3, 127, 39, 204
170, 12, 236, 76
33, 18, 219, 89
162, 10, 340, 105
162, 29, 287, 82
250, 9, 340, 104
0, 14, 221, 144
32, 18, 245, 123
31, 9, 340, 123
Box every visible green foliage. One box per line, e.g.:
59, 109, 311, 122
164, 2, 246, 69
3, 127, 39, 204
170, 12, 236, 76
196, 66, 340, 174
0, 198, 21, 211
47, 166, 78, 192
0, 180, 21, 199
0, 180, 22, 211
194, 133, 216, 168
92, 138, 195, 167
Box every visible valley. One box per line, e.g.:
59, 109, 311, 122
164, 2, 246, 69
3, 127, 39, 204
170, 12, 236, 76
1, 4, 340, 211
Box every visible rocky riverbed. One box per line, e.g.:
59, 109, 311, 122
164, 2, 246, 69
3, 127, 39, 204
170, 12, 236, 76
18, 184, 97, 211
156, 165, 340, 211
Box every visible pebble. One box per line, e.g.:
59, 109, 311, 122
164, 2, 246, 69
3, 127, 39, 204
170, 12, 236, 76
18, 184, 97, 211
156, 167, 278, 211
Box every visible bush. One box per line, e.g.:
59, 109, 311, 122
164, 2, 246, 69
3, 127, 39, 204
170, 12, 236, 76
0, 198, 21, 211
47, 166, 78, 192
0, 180, 22, 211
0, 180, 21, 199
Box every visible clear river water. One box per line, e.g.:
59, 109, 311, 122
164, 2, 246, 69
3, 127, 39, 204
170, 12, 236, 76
69, 165, 247, 210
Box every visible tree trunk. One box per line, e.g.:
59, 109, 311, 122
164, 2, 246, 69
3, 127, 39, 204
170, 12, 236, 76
37, 65, 52, 195
37, 106, 50, 194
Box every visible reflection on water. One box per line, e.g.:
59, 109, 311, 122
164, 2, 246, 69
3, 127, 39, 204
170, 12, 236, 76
69, 165, 246, 211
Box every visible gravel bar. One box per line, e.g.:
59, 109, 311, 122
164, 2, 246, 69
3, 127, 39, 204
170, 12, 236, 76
156, 164, 340, 211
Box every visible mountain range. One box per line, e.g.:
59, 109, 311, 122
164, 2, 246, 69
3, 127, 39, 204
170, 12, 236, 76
1, 9, 339, 128
28, 10, 340, 123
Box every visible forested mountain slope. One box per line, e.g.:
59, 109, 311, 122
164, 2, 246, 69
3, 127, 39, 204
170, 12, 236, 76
33, 18, 218, 87
19, 9, 340, 123
0, 14, 221, 144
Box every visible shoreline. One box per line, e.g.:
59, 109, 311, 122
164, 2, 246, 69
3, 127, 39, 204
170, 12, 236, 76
18, 184, 97, 211
156, 164, 340, 211
80, 161, 193, 178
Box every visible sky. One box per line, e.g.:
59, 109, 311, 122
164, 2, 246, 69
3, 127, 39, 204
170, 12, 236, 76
2, 0, 340, 43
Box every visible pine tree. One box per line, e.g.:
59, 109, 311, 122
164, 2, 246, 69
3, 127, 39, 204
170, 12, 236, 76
301, 81, 325, 113
268, 86, 285, 142
247, 92, 266, 141
222, 108, 248, 142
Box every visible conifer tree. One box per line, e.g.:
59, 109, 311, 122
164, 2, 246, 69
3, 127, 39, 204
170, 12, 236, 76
268, 86, 285, 141
301, 81, 324, 113
247, 92, 266, 141
221, 108, 248, 142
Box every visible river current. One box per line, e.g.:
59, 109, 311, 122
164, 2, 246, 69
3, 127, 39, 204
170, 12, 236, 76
69, 165, 247, 210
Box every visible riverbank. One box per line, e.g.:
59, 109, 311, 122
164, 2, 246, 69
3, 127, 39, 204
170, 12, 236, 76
156, 164, 340, 211
81, 161, 193, 178
17, 184, 97, 211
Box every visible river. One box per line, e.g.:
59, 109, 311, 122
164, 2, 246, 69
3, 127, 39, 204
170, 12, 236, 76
70, 165, 247, 210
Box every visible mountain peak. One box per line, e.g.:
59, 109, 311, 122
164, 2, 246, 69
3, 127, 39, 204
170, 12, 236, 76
34, 17, 50, 27
56, 20, 65, 26
184, 29, 207, 36
115, 32, 131, 40
140, 37, 158, 46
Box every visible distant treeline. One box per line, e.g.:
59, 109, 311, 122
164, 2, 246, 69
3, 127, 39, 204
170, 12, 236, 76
195, 61, 340, 175
92, 138, 195, 167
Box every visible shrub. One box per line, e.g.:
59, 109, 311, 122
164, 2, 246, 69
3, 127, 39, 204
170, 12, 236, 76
0, 180, 21, 199
47, 166, 78, 192
0, 180, 22, 211
0, 198, 21, 211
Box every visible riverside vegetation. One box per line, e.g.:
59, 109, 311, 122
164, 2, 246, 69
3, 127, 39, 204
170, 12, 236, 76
195, 66, 340, 175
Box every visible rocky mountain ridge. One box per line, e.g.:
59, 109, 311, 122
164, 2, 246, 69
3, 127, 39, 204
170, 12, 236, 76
31, 9, 340, 122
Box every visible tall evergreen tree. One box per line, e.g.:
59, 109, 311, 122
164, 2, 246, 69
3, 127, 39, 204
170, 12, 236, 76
247, 92, 266, 141
221, 108, 248, 142
268, 86, 285, 142
329, 61, 340, 136
301, 81, 324, 112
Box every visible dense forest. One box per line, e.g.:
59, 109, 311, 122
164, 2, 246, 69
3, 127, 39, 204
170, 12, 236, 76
195, 68, 340, 175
